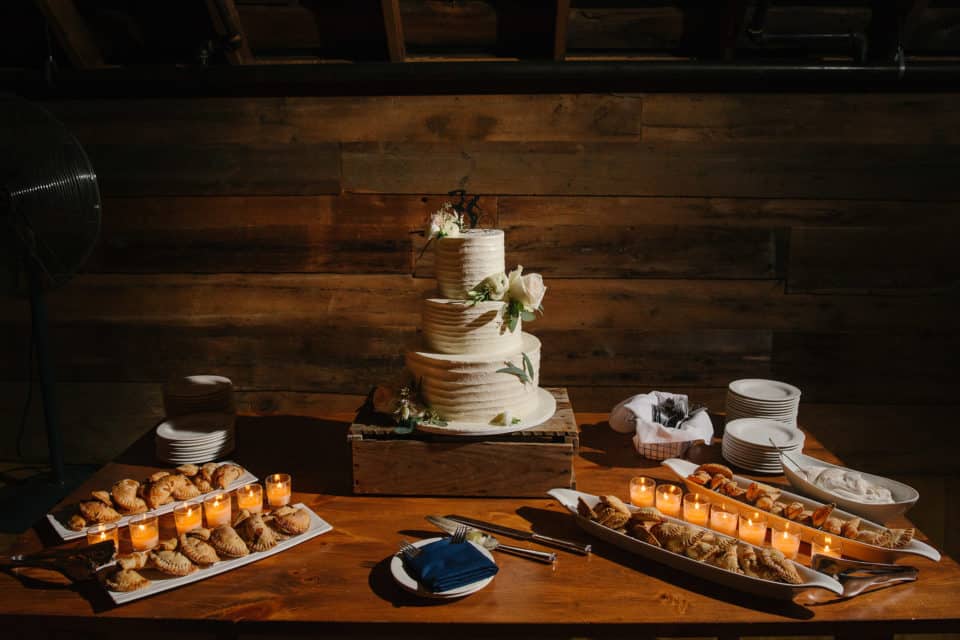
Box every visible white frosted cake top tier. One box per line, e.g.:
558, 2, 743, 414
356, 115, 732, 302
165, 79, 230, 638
434, 229, 505, 299
422, 298, 522, 356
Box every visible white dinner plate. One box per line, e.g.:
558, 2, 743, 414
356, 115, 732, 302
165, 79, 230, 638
728, 379, 801, 402
163, 375, 233, 398
158, 434, 234, 451
156, 413, 236, 441
724, 418, 804, 449
390, 537, 496, 598
415, 387, 556, 437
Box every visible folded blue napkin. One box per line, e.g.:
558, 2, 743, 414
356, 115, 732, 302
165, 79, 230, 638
404, 538, 498, 592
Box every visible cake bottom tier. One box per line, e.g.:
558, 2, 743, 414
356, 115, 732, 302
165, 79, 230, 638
405, 332, 542, 423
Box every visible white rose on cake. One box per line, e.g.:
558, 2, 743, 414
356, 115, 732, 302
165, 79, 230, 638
482, 272, 509, 300
507, 265, 546, 312
425, 203, 462, 239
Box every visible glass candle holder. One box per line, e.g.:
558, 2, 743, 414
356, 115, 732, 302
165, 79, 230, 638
709, 503, 738, 536
266, 473, 292, 508
655, 484, 683, 518
629, 476, 657, 508
682, 493, 710, 527
86, 522, 118, 549
771, 522, 801, 559
812, 532, 843, 559
204, 493, 232, 527
236, 483, 263, 513
173, 500, 202, 535
128, 513, 159, 551
738, 510, 767, 546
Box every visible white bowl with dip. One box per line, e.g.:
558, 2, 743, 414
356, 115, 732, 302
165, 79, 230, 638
781, 452, 919, 524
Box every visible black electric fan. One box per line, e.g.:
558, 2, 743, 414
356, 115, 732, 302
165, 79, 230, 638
0, 95, 101, 514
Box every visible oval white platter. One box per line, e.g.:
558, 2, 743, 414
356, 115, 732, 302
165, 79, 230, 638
103, 503, 332, 605
780, 452, 919, 524
547, 488, 842, 601
390, 537, 496, 599
661, 458, 939, 563
415, 387, 556, 437
46, 461, 257, 541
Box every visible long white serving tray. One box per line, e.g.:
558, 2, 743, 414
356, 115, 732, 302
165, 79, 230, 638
548, 488, 843, 601
662, 458, 939, 563
104, 503, 332, 605
47, 461, 257, 541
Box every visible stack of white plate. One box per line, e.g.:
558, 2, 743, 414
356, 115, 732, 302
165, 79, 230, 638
725, 378, 801, 426
163, 375, 235, 418
155, 412, 236, 465
722, 418, 805, 473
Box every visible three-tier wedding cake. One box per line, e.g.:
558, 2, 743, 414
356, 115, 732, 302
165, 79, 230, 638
373, 205, 555, 433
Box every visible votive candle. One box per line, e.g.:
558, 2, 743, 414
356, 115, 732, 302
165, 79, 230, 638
629, 476, 657, 508
266, 473, 292, 508
738, 511, 767, 546
128, 513, 159, 551
86, 522, 118, 548
709, 503, 738, 536
655, 484, 683, 518
812, 533, 843, 559
682, 493, 710, 527
236, 483, 263, 513
204, 493, 231, 527
771, 523, 801, 559
173, 501, 202, 534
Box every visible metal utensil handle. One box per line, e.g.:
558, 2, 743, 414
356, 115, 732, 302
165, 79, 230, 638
495, 543, 557, 564
530, 533, 591, 555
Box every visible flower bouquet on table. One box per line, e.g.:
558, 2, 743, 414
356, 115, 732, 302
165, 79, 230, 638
610, 391, 714, 460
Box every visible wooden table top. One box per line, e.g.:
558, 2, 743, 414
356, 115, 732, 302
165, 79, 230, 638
2, 410, 958, 637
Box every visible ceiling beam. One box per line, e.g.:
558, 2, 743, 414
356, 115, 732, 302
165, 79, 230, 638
207, 0, 254, 64
33, 0, 104, 69
381, 0, 406, 62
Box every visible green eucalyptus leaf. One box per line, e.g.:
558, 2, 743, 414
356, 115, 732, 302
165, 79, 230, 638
497, 363, 530, 384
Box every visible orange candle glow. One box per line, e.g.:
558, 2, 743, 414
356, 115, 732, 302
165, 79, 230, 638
204, 493, 231, 527
236, 483, 263, 513
128, 513, 159, 551
771, 524, 800, 559
266, 473, 291, 508
86, 523, 118, 548
629, 476, 657, 508
682, 493, 710, 527
655, 484, 682, 518
738, 511, 767, 546
174, 501, 202, 534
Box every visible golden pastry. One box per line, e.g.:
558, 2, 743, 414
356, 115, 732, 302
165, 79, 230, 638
176, 463, 199, 477
91, 490, 112, 505
105, 568, 150, 592
116, 551, 149, 570
68, 514, 87, 531
210, 524, 249, 557
236, 510, 281, 552
179, 534, 219, 565
111, 478, 147, 514
192, 475, 214, 493
695, 463, 733, 479
149, 550, 197, 576
269, 505, 310, 535
212, 463, 243, 489
79, 499, 121, 524
169, 474, 201, 500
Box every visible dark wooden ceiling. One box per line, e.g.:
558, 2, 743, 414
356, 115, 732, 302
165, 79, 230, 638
1, 1, 959, 94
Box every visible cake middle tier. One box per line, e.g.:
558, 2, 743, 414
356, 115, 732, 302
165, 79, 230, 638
435, 228, 505, 299
422, 298, 522, 356
405, 332, 542, 423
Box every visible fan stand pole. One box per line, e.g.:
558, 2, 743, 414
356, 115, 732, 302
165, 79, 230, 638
27, 264, 65, 486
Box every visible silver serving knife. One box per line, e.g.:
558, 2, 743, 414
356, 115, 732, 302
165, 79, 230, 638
445, 514, 591, 555
426, 515, 557, 564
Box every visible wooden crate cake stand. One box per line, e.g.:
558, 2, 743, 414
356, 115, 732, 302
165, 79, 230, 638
348, 387, 578, 497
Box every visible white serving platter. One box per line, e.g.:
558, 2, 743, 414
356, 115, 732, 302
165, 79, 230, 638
662, 458, 940, 563
47, 461, 257, 541
415, 387, 556, 436
102, 503, 331, 605
780, 452, 919, 524
390, 537, 496, 599
548, 488, 842, 601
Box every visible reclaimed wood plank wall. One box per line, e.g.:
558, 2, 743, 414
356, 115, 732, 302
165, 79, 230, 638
1, 93, 958, 470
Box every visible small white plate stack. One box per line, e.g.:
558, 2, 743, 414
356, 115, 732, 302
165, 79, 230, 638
725, 378, 801, 426
722, 418, 805, 473
163, 375, 235, 418
155, 412, 237, 464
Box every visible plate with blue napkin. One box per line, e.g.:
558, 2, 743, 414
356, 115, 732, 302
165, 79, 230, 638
391, 537, 498, 598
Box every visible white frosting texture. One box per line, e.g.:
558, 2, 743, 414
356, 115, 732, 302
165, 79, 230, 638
406, 332, 541, 422
434, 229, 505, 299
422, 298, 522, 355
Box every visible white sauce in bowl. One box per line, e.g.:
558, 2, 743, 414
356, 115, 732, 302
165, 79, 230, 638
800, 466, 894, 504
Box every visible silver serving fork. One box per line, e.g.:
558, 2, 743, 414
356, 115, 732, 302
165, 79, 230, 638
451, 525, 468, 544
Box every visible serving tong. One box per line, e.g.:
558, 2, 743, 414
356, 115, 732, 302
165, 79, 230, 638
0, 541, 115, 582
811, 554, 917, 599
